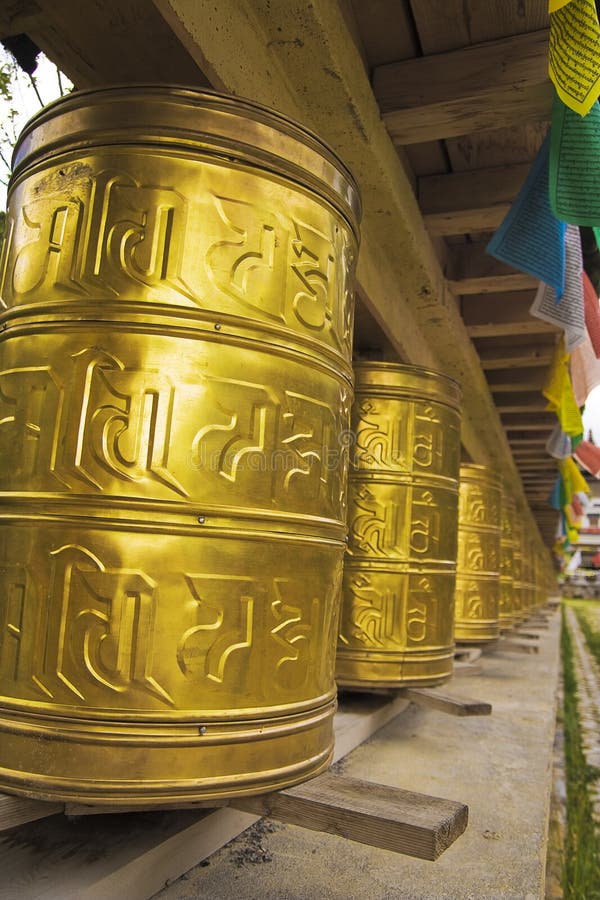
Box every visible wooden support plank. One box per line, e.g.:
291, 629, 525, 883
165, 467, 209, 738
232, 770, 468, 862
420, 164, 529, 236
506, 630, 541, 640
373, 30, 552, 144
495, 638, 540, 655
495, 393, 549, 413
404, 688, 492, 717
448, 242, 538, 294
0, 793, 63, 831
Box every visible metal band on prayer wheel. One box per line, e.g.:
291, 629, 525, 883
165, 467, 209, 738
336, 363, 462, 688
499, 493, 516, 630
0, 86, 361, 804
454, 465, 501, 644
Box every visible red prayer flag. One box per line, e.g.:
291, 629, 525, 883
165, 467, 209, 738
583, 271, 600, 358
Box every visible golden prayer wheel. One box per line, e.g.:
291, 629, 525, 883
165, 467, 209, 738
336, 363, 462, 689
499, 493, 516, 630
454, 465, 501, 644
0, 86, 361, 804
512, 517, 525, 623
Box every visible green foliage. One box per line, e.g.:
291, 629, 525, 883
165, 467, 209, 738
574, 605, 600, 667
561, 604, 600, 899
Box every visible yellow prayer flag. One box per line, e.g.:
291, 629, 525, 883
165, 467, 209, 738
568, 525, 580, 544
561, 456, 591, 498
543, 340, 584, 436
549, 0, 575, 10
549, 0, 600, 116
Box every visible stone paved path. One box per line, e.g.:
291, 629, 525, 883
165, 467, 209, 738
566, 606, 600, 820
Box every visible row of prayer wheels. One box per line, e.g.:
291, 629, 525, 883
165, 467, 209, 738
0, 86, 554, 807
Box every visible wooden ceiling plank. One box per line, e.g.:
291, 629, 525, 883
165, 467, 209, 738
0, 0, 40, 37
487, 369, 548, 392
466, 321, 558, 338
28, 0, 210, 88
419, 163, 529, 235
445, 122, 548, 173
409, 0, 549, 53
373, 30, 552, 145
350, 0, 417, 67
447, 241, 538, 294
479, 346, 555, 369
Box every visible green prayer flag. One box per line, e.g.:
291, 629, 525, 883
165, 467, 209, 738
550, 94, 600, 224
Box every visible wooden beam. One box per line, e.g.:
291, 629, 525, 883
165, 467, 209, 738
404, 688, 491, 717
448, 242, 538, 294
420, 164, 529, 236
373, 30, 552, 144
480, 345, 555, 369
233, 771, 468, 862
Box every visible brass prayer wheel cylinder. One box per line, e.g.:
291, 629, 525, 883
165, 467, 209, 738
499, 493, 516, 630
454, 465, 501, 644
0, 86, 361, 805
336, 363, 462, 689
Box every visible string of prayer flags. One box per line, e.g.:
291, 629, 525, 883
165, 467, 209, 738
550, 94, 600, 224
546, 422, 573, 458
574, 438, 600, 475
583, 269, 600, 356
543, 337, 584, 437
570, 328, 600, 403
487, 135, 567, 296
594, 225, 600, 248
530, 225, 585, 351
549, 0, 600, 116
549, 0, 575, 10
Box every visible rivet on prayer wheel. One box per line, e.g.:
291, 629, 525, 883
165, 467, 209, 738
454, 464, 501, 644
336, 363, 462, 689
0, 86, 361, 805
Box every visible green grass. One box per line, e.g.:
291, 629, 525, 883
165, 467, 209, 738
573, 603, 600, 669
561, 604, 600, 899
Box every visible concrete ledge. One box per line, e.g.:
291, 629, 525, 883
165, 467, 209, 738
158, 610, 561, 900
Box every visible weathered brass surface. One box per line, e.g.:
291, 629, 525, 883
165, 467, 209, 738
0, 86, 360, 804
454, 465, 501, 644
336, 363, 462, 689
499, 493, 516, 630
